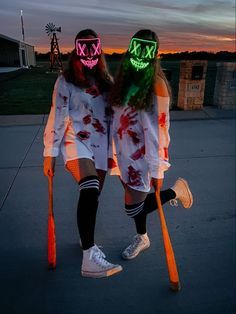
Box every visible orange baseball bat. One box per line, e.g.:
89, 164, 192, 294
48, 175, 56, 269
155, 188, 181, 291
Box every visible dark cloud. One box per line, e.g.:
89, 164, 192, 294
0, 0, 234, 52
138, 0, 234, 14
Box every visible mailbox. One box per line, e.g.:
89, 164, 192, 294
213, 62, 236, 109
177, 60, 208, 110
192, 65, 204, 80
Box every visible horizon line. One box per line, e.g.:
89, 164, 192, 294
35, 49, 236, 55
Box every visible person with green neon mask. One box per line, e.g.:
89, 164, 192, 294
108, 29, 193, 260
128, 37, 157, 71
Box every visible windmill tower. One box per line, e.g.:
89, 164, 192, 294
45, 23, 63, 71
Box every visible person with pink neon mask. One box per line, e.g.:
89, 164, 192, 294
75, 37, 101, 69
43, 29, 122, 278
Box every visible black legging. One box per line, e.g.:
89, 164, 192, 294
134, 189, 176, 234
77, 176, 100, 250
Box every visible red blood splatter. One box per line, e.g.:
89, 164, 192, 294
77, 131, 90, 140
130, 145, 145, 160
59, 94, 67, 102
127, 130, 140, 145
83, 114, 92, 124
164, 147, 169, 160
92, 118, 106, 134
159, 113, 166, 128
108, 158, 117, 169
57, 93, 68, 110
85, 85, 101, 97
117, 107, 138, 139
127, 165, 142, 186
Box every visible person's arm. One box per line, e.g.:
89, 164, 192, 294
141, 77, 171, 183
43, 75, 70, 176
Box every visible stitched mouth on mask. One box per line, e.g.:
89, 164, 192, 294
130, 58, 149, 70
81, 59, 98, 69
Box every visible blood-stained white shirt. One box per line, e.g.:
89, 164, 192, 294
109, 94, 170, 192
43, 75, 109, 171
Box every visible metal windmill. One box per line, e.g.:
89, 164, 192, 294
45, 23, 63, 71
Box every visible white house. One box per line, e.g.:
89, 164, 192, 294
0, 34, 36, 67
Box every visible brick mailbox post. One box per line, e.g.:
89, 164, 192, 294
177, 60, 208, 110
213, 62, 236, 109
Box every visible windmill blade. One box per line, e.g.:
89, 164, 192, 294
45, 22, 56, 35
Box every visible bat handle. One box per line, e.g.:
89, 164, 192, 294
156, 188, 181, 292
48, 175, 53, 216
47, 175, 56, 269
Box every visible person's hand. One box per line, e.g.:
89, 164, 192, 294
151, 178, 163, 191
43, 157, 56, 177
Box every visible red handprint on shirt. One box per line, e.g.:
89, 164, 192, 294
108, 158, 117, 169
127, 165, 142, 187
127, 130, 140, 145
130, 145, 145, 161
117, 107, 138, 139
164, 147, 169, 160
159, 113, 166, 128
85, 85, 101, 98
92, 118, 106, 134
83, 114, 92, 125
58, 93, 68, 108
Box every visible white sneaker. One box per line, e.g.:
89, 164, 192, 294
79, 239, 103, 250
81, 245, 122, 278
122, 233, 150, 260
171, 177, 193, 208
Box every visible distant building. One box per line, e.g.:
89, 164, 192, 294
0, 34, 36, 67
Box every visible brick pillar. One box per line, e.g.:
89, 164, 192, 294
177, 60, 208, 110
213, 62, 236, 109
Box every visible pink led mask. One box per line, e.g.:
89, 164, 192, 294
75, 38, 101, 69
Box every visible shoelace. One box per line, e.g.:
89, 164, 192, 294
170, 199, 178, 207
89, 246, 111, 268
94, 245, 105, 256
126, 236, 142, 254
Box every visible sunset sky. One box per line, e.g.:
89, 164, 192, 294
0, 0, 235, 54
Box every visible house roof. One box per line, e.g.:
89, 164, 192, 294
0, 33, 34, 47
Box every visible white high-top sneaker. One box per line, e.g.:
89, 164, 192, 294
171, 177, 193, 208
122, 233, 150, 260
81, 245, 122, 278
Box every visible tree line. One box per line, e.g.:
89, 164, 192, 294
36, 50, 236, 61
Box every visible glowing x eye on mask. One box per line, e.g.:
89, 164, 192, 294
128, 38, 157, 70
75, 38, 101, 69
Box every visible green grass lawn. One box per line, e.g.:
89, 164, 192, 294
0, 61, 117, 115
0, 61, 217, 115
0, 63, 58, 115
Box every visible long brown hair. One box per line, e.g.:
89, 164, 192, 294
63, 29, 113, 92
109, 29, 171, 111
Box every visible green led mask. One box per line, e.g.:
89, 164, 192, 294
128, 38, 157, 71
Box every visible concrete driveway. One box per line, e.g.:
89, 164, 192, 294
0, 109, 235, 314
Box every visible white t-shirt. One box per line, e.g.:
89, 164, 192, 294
44, 75, 109, 171
109, 94, 171, 192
